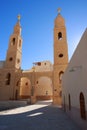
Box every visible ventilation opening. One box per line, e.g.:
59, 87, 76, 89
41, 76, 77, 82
9, 57, 13, 61
59, 54, 63, 58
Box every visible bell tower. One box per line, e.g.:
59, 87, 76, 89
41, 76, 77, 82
53, 9, 68, 105
5, 15, 22, 69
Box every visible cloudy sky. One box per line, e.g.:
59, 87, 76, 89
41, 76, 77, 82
0, 0, 87, 70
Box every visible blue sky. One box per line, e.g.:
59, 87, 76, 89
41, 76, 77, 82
0, 0, 87, 70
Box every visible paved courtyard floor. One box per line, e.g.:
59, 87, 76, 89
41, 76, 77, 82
0, 100, 81, 130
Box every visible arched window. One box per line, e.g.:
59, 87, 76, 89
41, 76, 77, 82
58, 32, 62, 40
80, 92, 86, 120
12, 38, 15, 45
5, 73, 11, 85
59, 71, 64, 84
69, 94, 71, 110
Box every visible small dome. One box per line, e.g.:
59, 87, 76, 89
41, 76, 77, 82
54, 14, 65, 27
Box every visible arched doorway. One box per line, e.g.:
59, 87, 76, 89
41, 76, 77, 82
80, 92, 86, 120
19, 77, 31, 99
15, 80, 21, 100
36, 76, 53, 100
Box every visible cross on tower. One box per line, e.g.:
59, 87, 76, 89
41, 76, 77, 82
17, 14, 21, 22
58, 8, 61, 14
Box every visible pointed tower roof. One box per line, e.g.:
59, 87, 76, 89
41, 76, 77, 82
14, 15, 21, 36
54, 8, 65, 27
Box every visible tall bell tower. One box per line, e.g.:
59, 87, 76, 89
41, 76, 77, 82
5, 15, 22, 69
53, 9, 68, 105
3, 15, 23, 100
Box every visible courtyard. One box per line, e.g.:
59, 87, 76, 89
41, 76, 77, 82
0, 100, 81, 130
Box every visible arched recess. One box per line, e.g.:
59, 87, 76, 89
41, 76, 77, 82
36, 76, 53, 100
80, 92, 86, 120
16, 77, 31, 99
59, 71, 64, 84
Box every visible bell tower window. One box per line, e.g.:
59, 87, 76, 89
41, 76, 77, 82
58, 32, 62, 40
12, 38, 15, 45
11, 38, 16, 46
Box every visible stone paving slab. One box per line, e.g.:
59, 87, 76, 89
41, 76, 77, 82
0, 100, 81, 130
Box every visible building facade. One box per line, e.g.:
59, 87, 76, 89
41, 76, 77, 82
62, 29, 87, 129
0, 10, 68, 105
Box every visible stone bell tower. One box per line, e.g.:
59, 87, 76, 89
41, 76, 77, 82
4, 15, 23, 100
5, 15, 22, 69
53, 9, 68, 105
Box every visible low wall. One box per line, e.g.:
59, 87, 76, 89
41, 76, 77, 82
0, 100, 30, 111
36, 95, 53, 100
